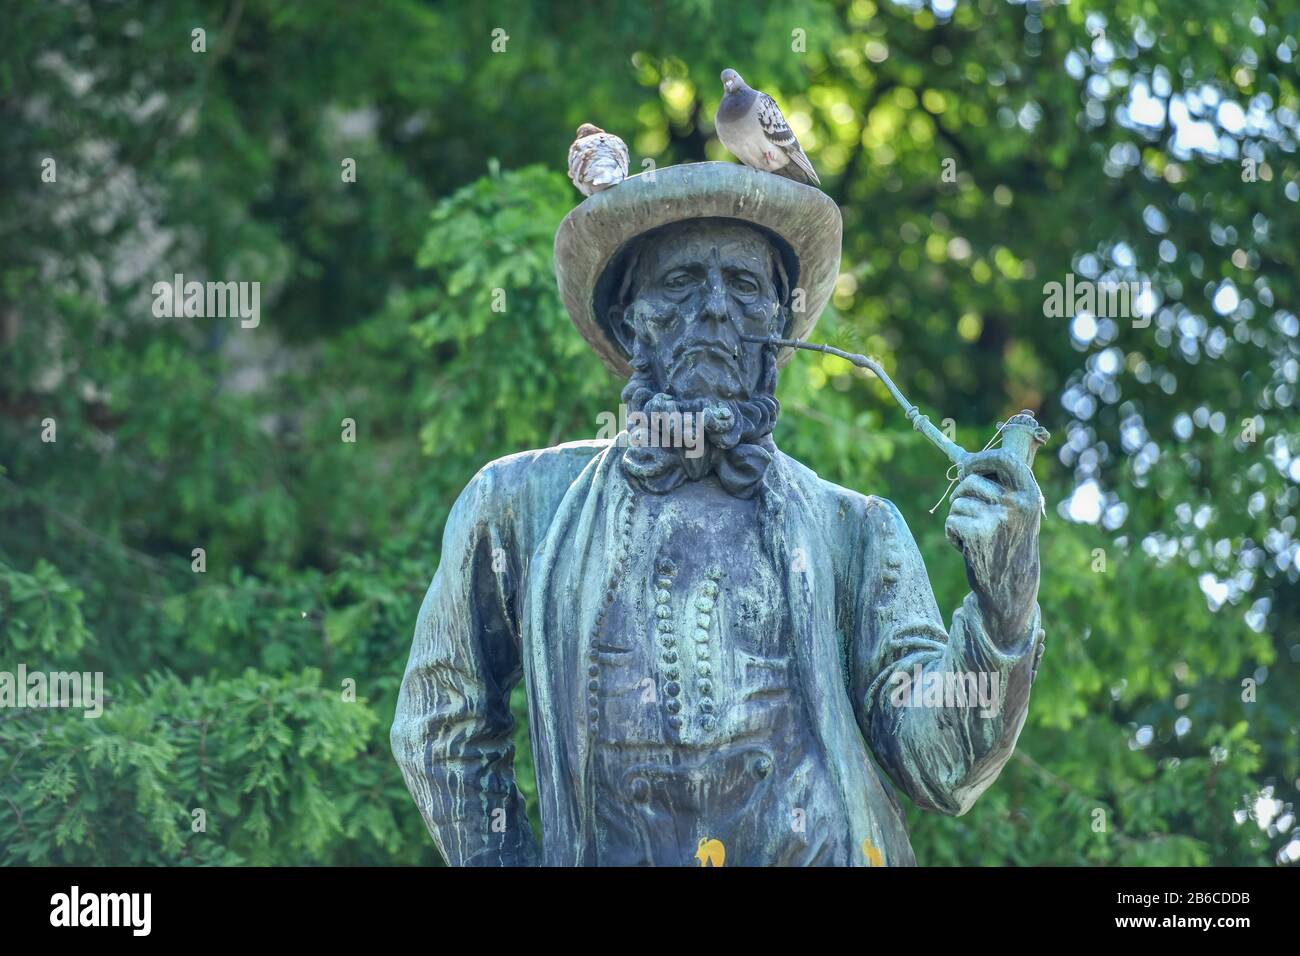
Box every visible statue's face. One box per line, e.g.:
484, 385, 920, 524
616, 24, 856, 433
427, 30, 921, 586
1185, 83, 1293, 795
620, 221, 784, 400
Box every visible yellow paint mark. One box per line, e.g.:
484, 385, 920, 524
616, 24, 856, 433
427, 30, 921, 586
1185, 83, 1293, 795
862, 838, 885, 867
696, 837, 725, 867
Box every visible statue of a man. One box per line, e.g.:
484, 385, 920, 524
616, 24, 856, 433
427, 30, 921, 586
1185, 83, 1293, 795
391, 163, 1045, 866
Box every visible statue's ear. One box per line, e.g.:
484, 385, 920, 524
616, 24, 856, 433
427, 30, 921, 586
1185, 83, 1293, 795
608, 304, 637, 357
776, 303, 793, 338
771, 246, 792, 326
608, 251, 641, 357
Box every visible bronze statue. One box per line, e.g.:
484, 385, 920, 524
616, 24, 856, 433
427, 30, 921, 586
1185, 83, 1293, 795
391, 162, 1046, 866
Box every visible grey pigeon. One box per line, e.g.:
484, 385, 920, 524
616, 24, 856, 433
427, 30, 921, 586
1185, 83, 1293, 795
567, 123, 629, 197
715, 68, 820, 186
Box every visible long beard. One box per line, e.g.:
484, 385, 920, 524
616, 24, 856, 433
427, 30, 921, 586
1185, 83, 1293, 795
618, 339, 780, 495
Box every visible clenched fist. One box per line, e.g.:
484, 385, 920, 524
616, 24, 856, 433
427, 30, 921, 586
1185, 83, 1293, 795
944, 448, 1043, 647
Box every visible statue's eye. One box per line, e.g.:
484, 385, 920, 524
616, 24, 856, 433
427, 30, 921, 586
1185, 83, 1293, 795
729, 274, 759, 295
664, 270, 696, 291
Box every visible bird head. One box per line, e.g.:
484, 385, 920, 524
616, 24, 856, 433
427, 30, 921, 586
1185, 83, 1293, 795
575, 123, 604, 138
720, 69, 745, 95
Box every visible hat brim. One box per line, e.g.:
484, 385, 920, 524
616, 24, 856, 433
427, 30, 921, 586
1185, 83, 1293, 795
554, 162, 842, 378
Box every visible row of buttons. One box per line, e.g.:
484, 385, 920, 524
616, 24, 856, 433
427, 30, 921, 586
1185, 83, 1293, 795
588, 496, 639, 731
692, 568, 721, 732
654, 558, 682, 730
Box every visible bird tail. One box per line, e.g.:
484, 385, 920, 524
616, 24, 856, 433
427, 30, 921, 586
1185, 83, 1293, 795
775, 150, 820, 186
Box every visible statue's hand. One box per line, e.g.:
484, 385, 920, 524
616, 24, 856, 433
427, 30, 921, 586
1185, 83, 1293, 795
943, 449, 1042, 644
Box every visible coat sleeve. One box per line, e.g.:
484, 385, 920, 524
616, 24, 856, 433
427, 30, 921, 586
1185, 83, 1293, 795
389, 464, 541, 866
848, 497, 1045, 816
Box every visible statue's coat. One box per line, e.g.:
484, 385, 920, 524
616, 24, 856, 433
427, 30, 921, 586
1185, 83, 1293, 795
391, 436, 1044, 866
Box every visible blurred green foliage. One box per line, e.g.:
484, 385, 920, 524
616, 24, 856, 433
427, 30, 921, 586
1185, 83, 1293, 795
1, 0, 1296, 865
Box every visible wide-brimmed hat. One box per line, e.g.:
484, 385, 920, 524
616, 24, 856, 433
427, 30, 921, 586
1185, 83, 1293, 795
554, 161, 842, 377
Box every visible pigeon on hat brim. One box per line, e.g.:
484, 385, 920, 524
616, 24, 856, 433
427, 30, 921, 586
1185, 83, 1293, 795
553, 161, 842, 378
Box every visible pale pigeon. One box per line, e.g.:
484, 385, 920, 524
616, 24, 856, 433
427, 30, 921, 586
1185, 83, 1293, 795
567, 123, 629, 197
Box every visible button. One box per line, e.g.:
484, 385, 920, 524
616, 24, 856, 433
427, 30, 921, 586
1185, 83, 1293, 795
665, 681, 681, 697
697, 663, 711, 678
700, 715, 716, 731
668, 715, 683, 730
696, 679, 712, 696
666, 699, 681, 715
629, 776, 650, 803
754, 756, 773, 778
663, 650, 678, 664
700, 699, 714, 714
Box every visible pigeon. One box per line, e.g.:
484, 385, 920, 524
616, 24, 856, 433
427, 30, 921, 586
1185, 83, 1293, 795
567, 123, 629, 197
715, 68, 820, 187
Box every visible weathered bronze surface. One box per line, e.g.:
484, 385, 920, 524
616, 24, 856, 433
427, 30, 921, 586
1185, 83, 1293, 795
391, 164, 1045, 866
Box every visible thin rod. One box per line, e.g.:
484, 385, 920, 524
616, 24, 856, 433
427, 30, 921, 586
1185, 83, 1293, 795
742, 333, 970, 468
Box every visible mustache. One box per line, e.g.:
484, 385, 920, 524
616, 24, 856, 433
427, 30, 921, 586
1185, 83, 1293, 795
668, 338, 742, 376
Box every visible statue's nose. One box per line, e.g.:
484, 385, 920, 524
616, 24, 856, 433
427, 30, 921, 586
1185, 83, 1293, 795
700, 274, 729, 324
